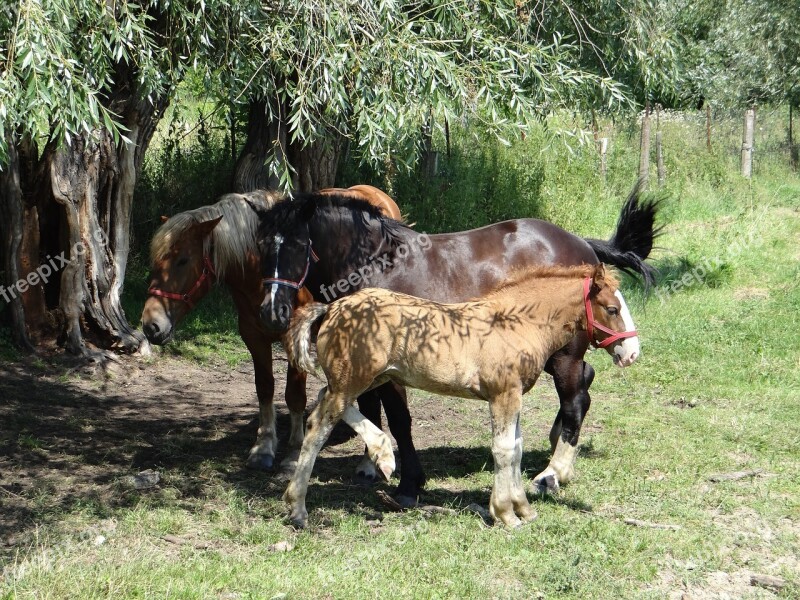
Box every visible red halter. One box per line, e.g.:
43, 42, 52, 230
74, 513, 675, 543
262, 242, 319, 291
148, 255, 216, 310
583, 277, 638, 349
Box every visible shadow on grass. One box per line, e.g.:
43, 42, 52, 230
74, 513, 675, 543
1, 362, 594, 554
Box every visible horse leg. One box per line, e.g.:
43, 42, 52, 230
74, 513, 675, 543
280, 364, 308, 472
354, 390, 382, 480
342, 405, 395, 481
241, 322, 278, 471
379, 382, 426, 507
535, 338, 594, 494
488, 390, 534, 527
283, 387, 349, 528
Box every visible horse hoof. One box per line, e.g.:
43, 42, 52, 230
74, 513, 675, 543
280, 455, 299, 474
246, 453, 275, 471
393, 494, 418, 509
288, 516, 307, 530
533, 474, 560, 495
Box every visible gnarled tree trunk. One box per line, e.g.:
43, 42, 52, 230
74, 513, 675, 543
0, 95, 165, 355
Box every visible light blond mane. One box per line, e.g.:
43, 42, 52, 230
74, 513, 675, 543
150, 190, 285, 279
484, 264, 619, 299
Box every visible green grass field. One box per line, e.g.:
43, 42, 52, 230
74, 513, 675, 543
2, 111, 799, 599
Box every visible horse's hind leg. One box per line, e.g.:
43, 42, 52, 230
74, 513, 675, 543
535, 338, 594, 494
280, 365, 308, 471
488, 390, 535, 527
284, 387, 349, 528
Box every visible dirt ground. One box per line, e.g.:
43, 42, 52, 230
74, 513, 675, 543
0, 347, 509, 557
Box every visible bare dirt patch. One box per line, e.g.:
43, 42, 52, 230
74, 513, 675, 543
0, 348, 514, 557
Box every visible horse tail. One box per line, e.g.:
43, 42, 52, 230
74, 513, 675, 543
585, 179, 664, 291
285, 303, 329, 377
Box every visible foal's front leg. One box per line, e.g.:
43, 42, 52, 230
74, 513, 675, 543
488, 391, 535, 528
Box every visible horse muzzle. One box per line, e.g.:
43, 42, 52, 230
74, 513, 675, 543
612, 337, 640, 368
259, 302, 293, 333
142, 315, 174, 345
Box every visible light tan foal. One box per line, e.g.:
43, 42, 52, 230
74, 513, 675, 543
283, 263, 636, 528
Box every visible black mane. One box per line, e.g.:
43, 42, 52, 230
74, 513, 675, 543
258, 191, 412, 249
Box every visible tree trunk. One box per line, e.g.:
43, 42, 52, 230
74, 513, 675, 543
287, 135, 342, 192
1, 98, 163, 355
232, 99, 288, 192
234, 97, 343, 193
0, 139, 38, 351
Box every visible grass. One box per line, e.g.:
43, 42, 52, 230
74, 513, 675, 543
2, 111, 800, 598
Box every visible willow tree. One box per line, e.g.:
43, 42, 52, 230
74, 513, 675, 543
0, 0, 215, 354
1, 0, 678, 355
219, 0, 640, 193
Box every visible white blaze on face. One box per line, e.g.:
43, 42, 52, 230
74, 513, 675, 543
270, 234, 283, 321
613, 289, 640, 367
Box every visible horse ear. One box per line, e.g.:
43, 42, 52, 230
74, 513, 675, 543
299, 199, 317, 223
160, 215, 170, 223
193, 215, 223, 237
245, 199, 271, 220
592, 263, 607, 290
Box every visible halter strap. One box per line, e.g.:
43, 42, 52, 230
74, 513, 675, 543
262, 241, 319, 291
148, 254, 216, 310
583, 277, 638, 349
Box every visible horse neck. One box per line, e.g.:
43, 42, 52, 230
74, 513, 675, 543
309, 208, 413, 278
490, 275, 588, 352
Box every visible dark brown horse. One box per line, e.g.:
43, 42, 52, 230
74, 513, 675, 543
249, 182, 661, 505
140, 186, 403, 471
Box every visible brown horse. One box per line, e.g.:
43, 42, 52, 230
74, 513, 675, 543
282, 263, 637, 528
140, 186, 402, 471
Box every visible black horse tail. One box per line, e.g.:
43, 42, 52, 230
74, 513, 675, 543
585, 179, 664, 291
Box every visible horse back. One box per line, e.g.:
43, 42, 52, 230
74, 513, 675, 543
374, 218, 598, 303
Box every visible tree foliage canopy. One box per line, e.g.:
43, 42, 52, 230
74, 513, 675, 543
0, 0, 215, 165
678, 0, 800, 107
2, 0, 686, 172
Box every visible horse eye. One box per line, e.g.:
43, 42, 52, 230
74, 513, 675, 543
606, 306, 619, 316
176, 257, 189, 267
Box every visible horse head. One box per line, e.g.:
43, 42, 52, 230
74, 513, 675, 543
249, 198, 317, 333
141, 215, 222, 344
585, 263, 640, 367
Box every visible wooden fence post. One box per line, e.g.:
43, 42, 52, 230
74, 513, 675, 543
790, 103, 798, 171
638, 103, 651, 189
599, 138, 608, 181
656, 104, 665, 187
741, 106, 756, 178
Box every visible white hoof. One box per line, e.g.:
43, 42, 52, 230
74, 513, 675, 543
355, 454, 378, 480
